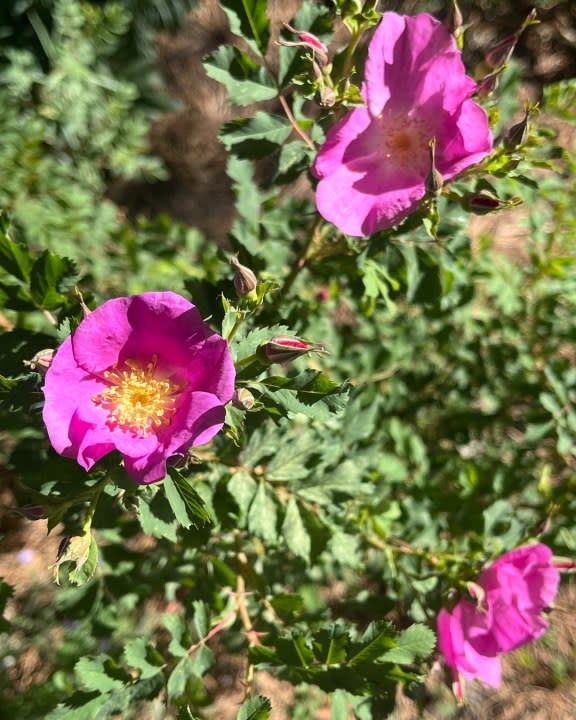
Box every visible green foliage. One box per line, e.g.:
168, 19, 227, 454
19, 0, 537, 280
2, 1, 576, 719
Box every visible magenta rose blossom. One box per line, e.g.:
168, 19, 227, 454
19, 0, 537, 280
312, 12, 493, 237
437, 544, 560, 691
42, 292, 235, 484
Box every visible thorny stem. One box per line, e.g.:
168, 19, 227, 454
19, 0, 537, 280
278, 95, 315, 150
368, 535, 464, 566
236, 572, 262, 646
225, 311, 246, 343
186, 611, 237, 657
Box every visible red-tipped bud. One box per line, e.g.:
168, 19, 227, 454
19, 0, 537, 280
232, 388, 256, 411
484, 34, 518, 69
20, 504, 46, 520
23, 348, 55, 375
425, 137, 443, 198
281, 23, 329, 65
464, 189, 507, 214
257, 336, 327, 365
445, 0, 463, 36
319, 85, 337, 108
231, 256, 258, 299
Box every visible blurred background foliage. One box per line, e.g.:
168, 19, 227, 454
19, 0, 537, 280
0, 0, 575, 718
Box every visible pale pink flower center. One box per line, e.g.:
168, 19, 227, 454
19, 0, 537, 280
380, 113, 432, 174
92, 354, 182, 436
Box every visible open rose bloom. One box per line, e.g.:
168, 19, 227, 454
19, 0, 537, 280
43, 292, 235, 484
313, 12, 493, 236
437, 544, 560, 691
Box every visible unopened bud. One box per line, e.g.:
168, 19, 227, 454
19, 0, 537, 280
20, 504, 46, 520
75, 287, 91, 317
257, 336, 327, 365
503, 108, 530, 150
445, 0, 463, 36
476, 69, 501, 99
232, 388, 255, 411
485, 34, 518, 69
425, 137, 443, 197
231, 256, 257, 298
319, 86, 337, 108
23, 348, 55, 375
281, 23, 329, 65
465, 189, 507, 214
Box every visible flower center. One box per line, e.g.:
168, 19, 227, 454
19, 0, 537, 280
381, 113, 432, 174
92, 354, 183, 436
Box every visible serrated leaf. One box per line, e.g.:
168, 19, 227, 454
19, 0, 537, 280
204, 46, 277, 105
123, 638, 163, 679
248, 481, 278, 544
221, 113, 292, 151
379, 624, 436, 665
163, 613, 187, 658
192, 600, 210, 638
348, 622, 396, 666
236, 694, 272, 720
221, 0, 270, 56
269, 593, 303, 622
165, 469, 212, 529
45, 695, 106, 720
267, 432, 317, 482
282, 497, 311, 562
29, 250, 77, 309
228, 471, 258, 517
137, 487, 178, 542
0, 222, 32, 282
75, 656, 124, 693
167, 655, 195, 702
312, 625, 349, 665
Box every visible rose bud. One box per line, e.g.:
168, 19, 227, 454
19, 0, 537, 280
281, 23, 329, 65
231, 256, 258, 299
484, 34, 518, 69
232, 388, 256, 411
24, 348, 55, 375
444, 0, 463, 36
503, 109, 530, 150
425, 138, 444, 198
464, 189, 507, 214
257, 336, 327, 365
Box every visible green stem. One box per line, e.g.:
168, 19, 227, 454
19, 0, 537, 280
82, 477, 110, 534
235, 353, 260, 370
269, 215, 322, 314
226, 313, 245, 343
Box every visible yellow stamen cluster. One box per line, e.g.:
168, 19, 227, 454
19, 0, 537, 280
92, 355, 182, 436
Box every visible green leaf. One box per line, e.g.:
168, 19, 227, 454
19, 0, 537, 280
348, 622, 395, 667
221, 0, 270, 56
29, 250, 77, 309
379, 624, 436, 665
123, 638, 163, 679
45, 695, 107, 720
192, 600, 210, 638
167, 655, 195, 702
0, 218, 32, 282
204, 46, 277, 105
267, 432, 317, 482
248, 481, 278, 544
165, 469, 213, 530
312, 625, 349, 665
75, 655, 124, 693
236, 694, 272, 720
221, 113, 292, 153
227, 157, 260, 253
163, 613, 188, 658
228, 471, 258, 517
282, 497, 311, 562
269, 593, 303, 622
137, 486, 178, 542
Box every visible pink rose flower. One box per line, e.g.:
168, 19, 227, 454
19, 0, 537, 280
42, 292, 235, 484
437, 544, 560, 690
312, 12, 493, 237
